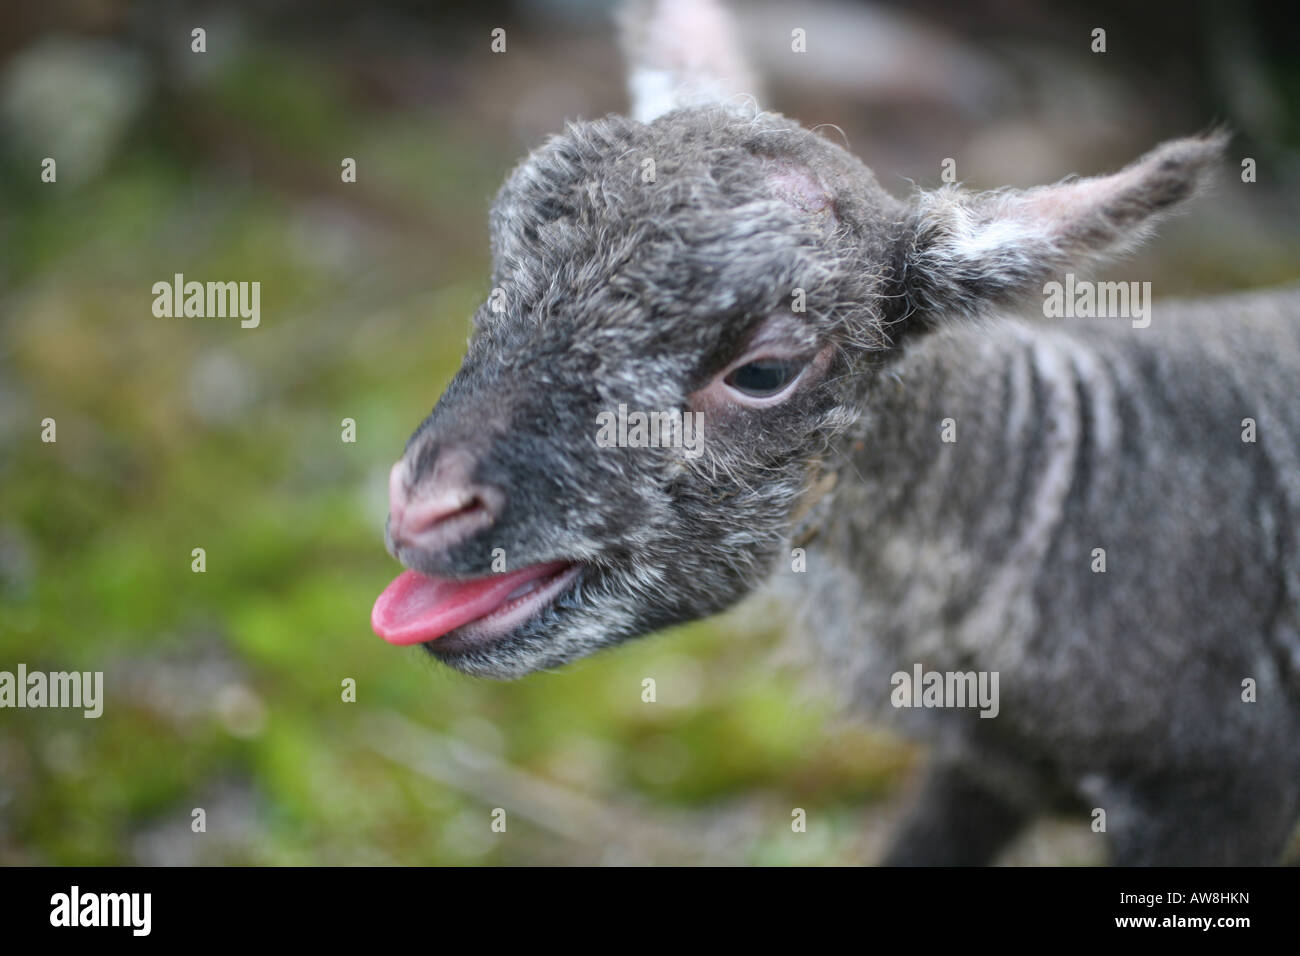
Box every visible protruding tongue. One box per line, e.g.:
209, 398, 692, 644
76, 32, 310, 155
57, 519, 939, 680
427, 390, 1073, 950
372, 562, 569, 645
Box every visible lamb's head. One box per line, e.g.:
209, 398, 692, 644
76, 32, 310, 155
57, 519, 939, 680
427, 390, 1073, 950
371, 0, 1225, 679
373, 106, 904, 678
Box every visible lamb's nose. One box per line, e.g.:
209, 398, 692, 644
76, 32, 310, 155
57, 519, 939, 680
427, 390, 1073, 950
387, 447, 503, 552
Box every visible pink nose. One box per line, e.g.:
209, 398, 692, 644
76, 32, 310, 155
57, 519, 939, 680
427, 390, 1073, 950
387, 448, 502, 551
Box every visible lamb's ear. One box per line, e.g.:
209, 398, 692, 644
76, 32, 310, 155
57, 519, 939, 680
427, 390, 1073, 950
896, 132, 1228, 322
618, 0, 761, 123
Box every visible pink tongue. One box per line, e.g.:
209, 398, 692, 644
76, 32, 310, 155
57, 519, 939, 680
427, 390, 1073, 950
371, 562, 568, 646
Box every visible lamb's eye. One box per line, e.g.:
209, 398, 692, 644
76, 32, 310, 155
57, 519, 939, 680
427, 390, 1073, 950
724, 358, 804, 398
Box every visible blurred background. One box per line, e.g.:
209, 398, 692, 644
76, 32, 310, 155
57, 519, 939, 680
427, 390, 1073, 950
1, 0, 1297, 865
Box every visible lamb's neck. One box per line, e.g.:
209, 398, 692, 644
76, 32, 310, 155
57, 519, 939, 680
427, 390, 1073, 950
802, 321, 1098, 667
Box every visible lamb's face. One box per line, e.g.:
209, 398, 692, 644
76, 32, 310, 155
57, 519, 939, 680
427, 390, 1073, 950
372, 108, 899, 678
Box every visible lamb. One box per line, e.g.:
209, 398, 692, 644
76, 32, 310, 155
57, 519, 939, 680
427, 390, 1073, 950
371, 0, 1300, 864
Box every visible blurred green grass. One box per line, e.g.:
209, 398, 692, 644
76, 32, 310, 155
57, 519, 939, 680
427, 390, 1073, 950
0, 41, 913, 865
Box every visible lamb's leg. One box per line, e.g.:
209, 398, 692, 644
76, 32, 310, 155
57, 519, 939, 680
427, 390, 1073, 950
1102, 772, 1299, 866
880, 758, 1034, 866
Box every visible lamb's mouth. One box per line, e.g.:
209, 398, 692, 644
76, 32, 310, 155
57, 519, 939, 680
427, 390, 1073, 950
371, 560, 581, 648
